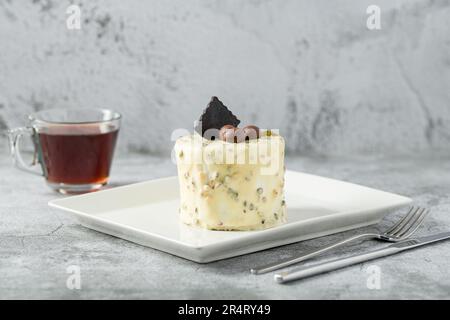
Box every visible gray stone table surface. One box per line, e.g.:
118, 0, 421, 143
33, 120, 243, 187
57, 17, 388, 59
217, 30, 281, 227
1, 148, 450, 299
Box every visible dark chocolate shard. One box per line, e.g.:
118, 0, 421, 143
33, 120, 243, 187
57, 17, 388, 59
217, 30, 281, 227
194, 97, 240, 138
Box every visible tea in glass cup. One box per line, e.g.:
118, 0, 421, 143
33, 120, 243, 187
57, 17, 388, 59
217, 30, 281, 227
7, 108, 121, 194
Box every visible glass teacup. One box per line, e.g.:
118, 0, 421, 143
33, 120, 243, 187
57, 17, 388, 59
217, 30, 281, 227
7, 108, 121, 194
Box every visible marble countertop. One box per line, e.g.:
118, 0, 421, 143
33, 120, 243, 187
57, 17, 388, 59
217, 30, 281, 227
1, 151, 449, 299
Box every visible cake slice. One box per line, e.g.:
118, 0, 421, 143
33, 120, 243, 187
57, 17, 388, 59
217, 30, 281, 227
174, 97, 286, 231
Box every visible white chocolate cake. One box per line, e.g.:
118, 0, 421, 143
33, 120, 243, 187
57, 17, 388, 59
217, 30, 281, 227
175, 133, 285, 230
174, 97, 286, 231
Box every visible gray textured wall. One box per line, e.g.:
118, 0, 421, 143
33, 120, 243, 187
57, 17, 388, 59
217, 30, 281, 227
0, 0, 449, 156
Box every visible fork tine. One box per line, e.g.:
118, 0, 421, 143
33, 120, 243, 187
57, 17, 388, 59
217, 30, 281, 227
384, 206, 419, 235
391, 207, 426, 238
397, 208, 430, 238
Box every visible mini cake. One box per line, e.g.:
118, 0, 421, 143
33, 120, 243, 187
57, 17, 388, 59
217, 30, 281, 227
174, 97, 286, 231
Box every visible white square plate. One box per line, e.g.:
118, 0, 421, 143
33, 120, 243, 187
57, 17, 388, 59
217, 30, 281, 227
49, 170, 412, 263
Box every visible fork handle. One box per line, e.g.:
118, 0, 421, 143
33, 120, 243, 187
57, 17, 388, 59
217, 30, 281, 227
250, 233, 378, 274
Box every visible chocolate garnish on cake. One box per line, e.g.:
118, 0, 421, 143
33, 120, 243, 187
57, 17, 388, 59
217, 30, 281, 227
219, 124, 260, 143
194, 97, 240, 140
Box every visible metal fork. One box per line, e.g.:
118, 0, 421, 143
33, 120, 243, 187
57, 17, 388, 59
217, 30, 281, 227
251, 206, 430, 274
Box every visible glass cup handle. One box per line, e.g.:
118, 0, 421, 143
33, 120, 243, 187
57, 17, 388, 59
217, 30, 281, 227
7, 127, 43, 176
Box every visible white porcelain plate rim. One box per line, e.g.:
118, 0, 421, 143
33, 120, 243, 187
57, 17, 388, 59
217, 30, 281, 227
48, 170, 413, 263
